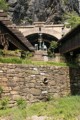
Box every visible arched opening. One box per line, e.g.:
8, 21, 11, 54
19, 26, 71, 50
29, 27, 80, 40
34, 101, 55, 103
26, 33, 59, 53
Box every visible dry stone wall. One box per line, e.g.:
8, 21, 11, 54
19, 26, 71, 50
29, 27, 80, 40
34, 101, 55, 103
0, 63, 72, 106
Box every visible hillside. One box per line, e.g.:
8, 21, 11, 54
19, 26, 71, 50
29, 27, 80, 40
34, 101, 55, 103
6, 0, 80, 25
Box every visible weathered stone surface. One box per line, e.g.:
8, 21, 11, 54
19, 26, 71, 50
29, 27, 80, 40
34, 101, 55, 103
0, 70, 3, 73
12, 95, 21, 100
0, 63, 79, 106
30, 88, 41, 96
2, 78, 8, 82
10, 91, 18, 95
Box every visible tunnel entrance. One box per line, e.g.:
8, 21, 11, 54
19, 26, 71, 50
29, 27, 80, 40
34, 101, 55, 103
26, 33, 59, 52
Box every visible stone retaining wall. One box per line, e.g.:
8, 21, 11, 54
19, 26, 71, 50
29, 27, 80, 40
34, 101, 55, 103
0, 63, 77, 106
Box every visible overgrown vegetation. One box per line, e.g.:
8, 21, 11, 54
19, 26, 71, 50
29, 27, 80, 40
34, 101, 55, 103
0, 0, 8, 11
0, 86, 3, 97
16, 98, 27, 109
64, 12, 80, 28
0, 56, 78, 68
0, 96, 80, 120
0, 49, 78, 68
48, 41, 58, 57
0, 97, 9, 110
0, 57, 22, 64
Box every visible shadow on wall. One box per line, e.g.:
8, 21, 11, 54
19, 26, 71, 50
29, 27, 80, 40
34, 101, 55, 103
69, 67, 80, 95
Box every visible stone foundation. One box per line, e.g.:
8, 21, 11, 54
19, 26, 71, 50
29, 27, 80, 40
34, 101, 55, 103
0, 63, 79, 106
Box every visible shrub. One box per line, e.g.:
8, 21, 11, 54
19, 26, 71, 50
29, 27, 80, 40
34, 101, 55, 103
16, 98, 27, 109
64, 12, 80, 28
48, 41, 58, 57
21, 51, 27, 59
0, 0, 8, 11
0, 86, 3, 95
0, 97, 9, 109
0, 86, 3, 98
0, 49, 3, 56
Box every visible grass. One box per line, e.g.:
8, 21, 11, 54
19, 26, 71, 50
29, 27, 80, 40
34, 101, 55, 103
0, 96, 80, 120
26, 96, 80, 119
0, 57, 78, 67
0, 57, 22, 64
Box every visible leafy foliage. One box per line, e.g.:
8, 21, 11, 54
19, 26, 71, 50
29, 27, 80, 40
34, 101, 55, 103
21, 51, 33, 59
64, 12, 80, 28
50, 41, 58, 49
0, 97, 9, 109
21, 51, 27, 59
0, 86, 3, 95
0, 0, 8, 11
16, 98, 27, 109
48, 41, 58, 57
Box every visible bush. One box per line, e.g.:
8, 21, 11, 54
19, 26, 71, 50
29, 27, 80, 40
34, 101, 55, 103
64, 12, 80, 28
0, 86, 3, 98
0, 49, 3, 56
0, 0, 8, 11
48, 41, 58, 57
0, 97, 9, 109
21, 51, 26, 59
16, 98, 27, 109
0, 86, 3, 94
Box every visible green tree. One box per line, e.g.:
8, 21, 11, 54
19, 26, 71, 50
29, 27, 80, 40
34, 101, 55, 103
64, 12, 80, 28
50, 41, 58, 50
0, 0, 8, 11
48, 41, 58, 57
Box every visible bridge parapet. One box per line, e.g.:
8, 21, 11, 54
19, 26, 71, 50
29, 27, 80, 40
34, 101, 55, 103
17, 24, 70, 39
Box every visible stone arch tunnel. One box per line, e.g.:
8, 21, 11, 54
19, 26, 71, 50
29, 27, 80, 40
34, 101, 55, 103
26, 33, 58, 51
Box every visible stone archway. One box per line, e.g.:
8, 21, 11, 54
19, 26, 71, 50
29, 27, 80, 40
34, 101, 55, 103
17, 23, 69, 40
26, 33, 58, 50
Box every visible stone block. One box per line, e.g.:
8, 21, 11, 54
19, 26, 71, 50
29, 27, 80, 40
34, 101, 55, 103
50, 80, 55, 85
4, 93, 10, 96
10, 91, 18, 95
2, 78, 8, 82
0, 70, 3, 73
12, 95, 21, 100
3, 87, 11, 91
30, 88, 41, 96
7, 69, 16, 73
13, 86, 20, 91
29, 83, 35, 88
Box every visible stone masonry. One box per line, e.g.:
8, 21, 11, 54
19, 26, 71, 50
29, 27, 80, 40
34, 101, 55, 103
0, 63, 76, 106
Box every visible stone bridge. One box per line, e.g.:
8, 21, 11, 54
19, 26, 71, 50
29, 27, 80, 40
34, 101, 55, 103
17, 22, 70, 40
